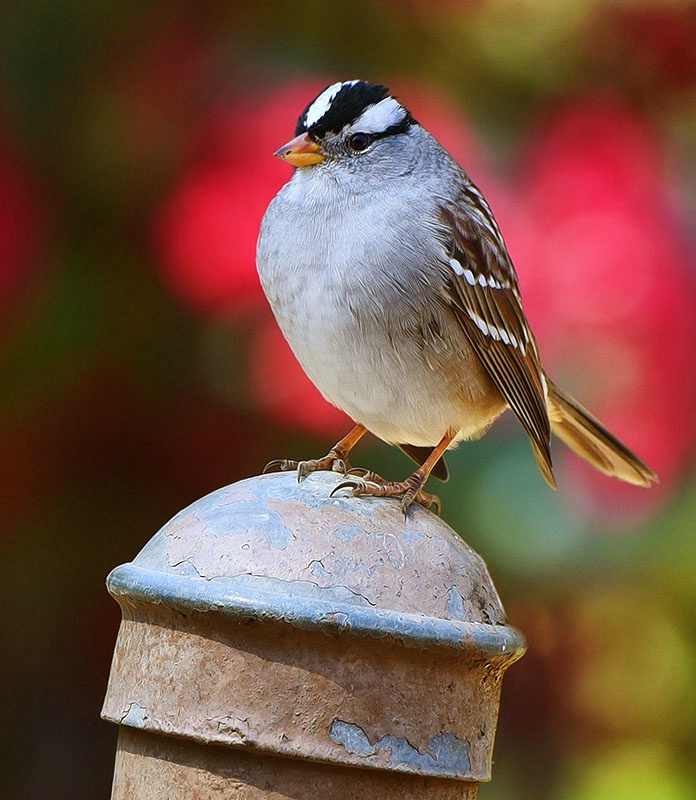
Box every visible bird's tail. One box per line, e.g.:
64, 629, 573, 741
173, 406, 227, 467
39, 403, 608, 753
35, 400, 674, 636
546, 379, 658, 487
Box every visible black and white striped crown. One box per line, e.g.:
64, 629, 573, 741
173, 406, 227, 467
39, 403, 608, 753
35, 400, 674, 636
295, 80, 415, 139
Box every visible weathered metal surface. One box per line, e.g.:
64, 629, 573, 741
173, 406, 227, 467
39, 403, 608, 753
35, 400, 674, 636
112, 727, 479, 799
103, 470, 525, 796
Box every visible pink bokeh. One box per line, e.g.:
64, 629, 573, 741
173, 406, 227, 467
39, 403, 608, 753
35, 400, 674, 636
501, 95, 696, 503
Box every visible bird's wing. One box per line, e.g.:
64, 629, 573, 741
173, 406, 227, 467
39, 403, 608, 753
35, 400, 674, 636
438, 185, 555, 486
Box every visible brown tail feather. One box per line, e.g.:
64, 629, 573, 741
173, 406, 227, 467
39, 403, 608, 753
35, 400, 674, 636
546, 379, 658, 487
531, 439, 557, 489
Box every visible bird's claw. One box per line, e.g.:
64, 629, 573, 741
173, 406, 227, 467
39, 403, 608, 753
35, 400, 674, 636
263, 458, 299, 474
265, 456, 442, 516
263, 453, 350, 482
297, 457, 348, 482
344, 466, 387, 484
330, 475, 441, 517
330, 475, 384, 498
417, 491, 441, 516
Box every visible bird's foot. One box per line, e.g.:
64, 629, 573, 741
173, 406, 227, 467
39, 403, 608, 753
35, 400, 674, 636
263, 450, 351, 482
330, 472, 441, 517
343, 466, 389, 485
264, 424, 369, 484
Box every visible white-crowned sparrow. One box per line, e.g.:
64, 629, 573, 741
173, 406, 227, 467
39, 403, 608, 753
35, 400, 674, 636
257, 80, 658, 513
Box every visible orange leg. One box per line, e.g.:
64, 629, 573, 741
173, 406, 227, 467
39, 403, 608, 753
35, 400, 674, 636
332, 429, 457, 516
264, 424, 368, 481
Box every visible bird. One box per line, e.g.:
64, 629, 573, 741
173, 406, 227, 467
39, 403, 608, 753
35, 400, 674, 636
256, 80, 658, 514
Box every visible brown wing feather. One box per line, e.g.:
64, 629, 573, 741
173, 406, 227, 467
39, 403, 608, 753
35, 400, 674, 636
439, 194, 555, 486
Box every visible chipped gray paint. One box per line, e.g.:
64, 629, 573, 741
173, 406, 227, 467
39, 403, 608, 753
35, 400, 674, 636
335, 523, 366, 541
447, 585, 466, 619
121, 702, 149, 727
329, 720, 471, 777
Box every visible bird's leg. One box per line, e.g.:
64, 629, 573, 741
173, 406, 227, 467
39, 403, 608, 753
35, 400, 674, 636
331, 429, 456, 516
264, 424, 368, 481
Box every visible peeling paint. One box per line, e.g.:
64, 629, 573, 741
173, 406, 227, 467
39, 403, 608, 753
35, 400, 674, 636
447, 586, 466, 619
121, 702, 150, 728
329, 719, 471, 777
202, 497, 295, 550
170, 557, 205, 579
211, 715, 250, 745
309, 559, 331, 579
335, 524, 365, 541
398, 526, 428, 545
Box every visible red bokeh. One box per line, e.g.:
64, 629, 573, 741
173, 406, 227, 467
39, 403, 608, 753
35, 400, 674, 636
153, 80, 324, 313
250, 315, 351, 438
601, 3, 696, 89
0, 135, 44, 327
501, 95, 696, 505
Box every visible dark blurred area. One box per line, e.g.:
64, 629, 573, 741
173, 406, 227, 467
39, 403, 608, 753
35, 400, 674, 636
0, 2, 695, 798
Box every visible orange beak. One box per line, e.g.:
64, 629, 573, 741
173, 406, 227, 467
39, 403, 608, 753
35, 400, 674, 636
274, 133, 325, 167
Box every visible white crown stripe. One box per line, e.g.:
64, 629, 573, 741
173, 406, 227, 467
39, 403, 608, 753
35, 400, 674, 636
303, 80, 361, 128
352, 98, 406, 134
304, 82, 345, 128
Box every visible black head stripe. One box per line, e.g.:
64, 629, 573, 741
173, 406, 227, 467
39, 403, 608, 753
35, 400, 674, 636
368, 115, 416, 141
295, 81, 413, 138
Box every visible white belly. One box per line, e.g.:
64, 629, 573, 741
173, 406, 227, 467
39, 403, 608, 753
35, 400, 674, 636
257, 174, 505, 446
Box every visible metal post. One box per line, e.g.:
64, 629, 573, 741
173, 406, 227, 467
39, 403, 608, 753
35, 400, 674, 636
102, 471, 525, 798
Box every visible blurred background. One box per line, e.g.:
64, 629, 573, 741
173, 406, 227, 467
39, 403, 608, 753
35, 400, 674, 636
0, 1, 695, 797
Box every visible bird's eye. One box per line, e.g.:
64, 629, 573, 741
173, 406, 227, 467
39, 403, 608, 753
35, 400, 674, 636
348, 132, 371, 152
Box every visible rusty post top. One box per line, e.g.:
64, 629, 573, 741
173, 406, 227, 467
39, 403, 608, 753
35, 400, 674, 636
103, 470, 526, 789
107, 471, 525, 658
